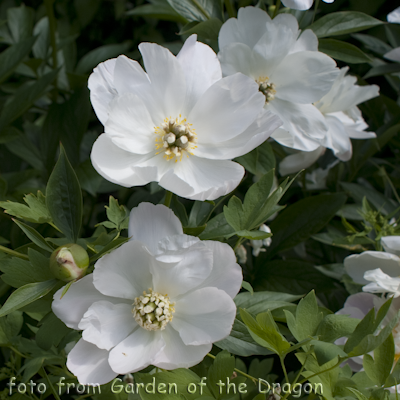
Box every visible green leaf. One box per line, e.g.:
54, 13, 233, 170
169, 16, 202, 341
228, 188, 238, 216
105, 196, 129, 231
179, 18, 222, 40
312, 341, 348, 365
166, 0, 222, 22
32, 17, 49, 59
0, 70, 58, 132
241, 281, 253, 295
183, 225, 206, 236
215, 318, 272, 357
308, 11, 383, 38
36, 311, 71, 350
0, 191, 52, 224
346, 388, 369, 400
318, 39, 372, 64
385, 359, 400, 388
126, 0, 187, 23
364, 63, 400, 79
0, 279, 58, 317
187, 201, 213, 227
75, 42, 131, 74
352, 33, 393, 56
316, 314, 360, 343
207, 351, 235, 398
89, 236, 129, 263
267, 193, 347, 257
0, 311, 23, 344
235, 230, 272, 240
235, 141, 275, 176
7, 5, 34, 42
0, 37, 36, 83
46, 145, 83, 243
199, 212, 235, 240
13, 219, 54, 252
363, 334, 395, 386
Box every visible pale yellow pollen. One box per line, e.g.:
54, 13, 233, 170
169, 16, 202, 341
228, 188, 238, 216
154, 115, 197, 162
132, 288, 175, 331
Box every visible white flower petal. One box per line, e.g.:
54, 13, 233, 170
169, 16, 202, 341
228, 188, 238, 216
159, 157, 244, 201
279, 146, 325, 176
289, 29, 318, 53
105, 94, 155, 154
176, 35, 222, 116
382, 236, 400, 256
193, 240, 242, 299
281, 0, 313, 10
113, 55, 150, 94
172, 287, 236, 345
388, 7, 400, 24
272, 51, 339, 104
139, 42, 186, 119
88, 58, 117, 125
93, 241, 154, 300
79, 301, 136, 350
108, 328, 165, 374
189, 73, 264, 143
384, 47, 400, 63
90, 134, 152, 187
323, 115, 353, 161
128, 203, 183, 254
218, 6, 271, 50
151, 240, 213, 299
195, 109, 282, 160
336, 292, 376, 319
269, 100, 327, 150
67, 339, 117, 385
52, 274, 122, 330
363, 268, 400, 296
345, 251, 400, 284
154, 325, 211, 369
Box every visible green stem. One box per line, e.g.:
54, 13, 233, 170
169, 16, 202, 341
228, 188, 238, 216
41, 367, 62, 400
44, 0, 58, 71
0, 245, 29, 260
224, 0, 235, 18
10, 346, 25, 358
273, 0, 281, 18
164, 191, 173, 208
281, 354, 309, 400
280, 356, 289, 384
49, 222, 62, 233
312, 0, 320, 24
233, 237, 244, 252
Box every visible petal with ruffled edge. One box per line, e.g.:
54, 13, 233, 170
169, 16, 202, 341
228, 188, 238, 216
189, 73, 264, 143
52, 274, 124, 330
279, 146, 325, 176
194, 109, 282, 160
382, 236, 400, 256
159, 157, 244, 201
171, 287, 236, 345
269, 100, 327, 150
363, 268, 400, 296
345, 251, 400, 284
108, 328, 165, 374
78, 301, 136, 350
323, 115, 352, 161
105, 94, 155, 154
151, 238, 213, 299
281, 0, 313, 10
128, 203, 183, 254
90, 134, 153, 187
218, 6, 271, 50
88, 59, 117, 125
154, 325, 212, 369
192, 241, 242, 299
67, 339, 117, 385
272, 51, 339, 104
139, 42, 186, 122
93, 241, 155, 300
176, 35, 222, 116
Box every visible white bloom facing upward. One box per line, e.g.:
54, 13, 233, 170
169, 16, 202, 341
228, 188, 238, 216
218, 7, 339, 152
52, 203, 242, 385
89, 35, 281, 201
281, 0, 334, 11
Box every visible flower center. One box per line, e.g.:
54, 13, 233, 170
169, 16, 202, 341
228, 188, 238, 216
132, 289, 175, 331
256, 77, 276, 104
154, 116, 197, 162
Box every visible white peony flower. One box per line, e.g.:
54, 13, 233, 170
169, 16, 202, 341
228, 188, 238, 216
218, 7, 339, 152
281, 0, 334, 11
279, 67, 379, 174
52, 203, 242, 385
363, 268, 400, 297
88, 35, 281, 201
336, 292, 400, 381
388, 6, 400, 24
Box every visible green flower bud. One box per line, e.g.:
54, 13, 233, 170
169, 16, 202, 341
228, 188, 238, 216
50, 244, 89, 282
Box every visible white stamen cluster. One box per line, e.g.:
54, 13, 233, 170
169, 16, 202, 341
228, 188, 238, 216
132, 289, 175, 331
155, 116, 197, 161
257, 77, 276, 104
